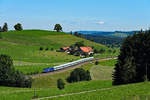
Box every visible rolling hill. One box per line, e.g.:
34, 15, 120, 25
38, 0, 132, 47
0, 30, 118, 74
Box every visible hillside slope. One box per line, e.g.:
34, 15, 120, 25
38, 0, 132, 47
0, 30, 115, 74
0, 30, 105, 62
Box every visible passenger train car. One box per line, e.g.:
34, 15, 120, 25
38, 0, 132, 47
43, 57, 94, 73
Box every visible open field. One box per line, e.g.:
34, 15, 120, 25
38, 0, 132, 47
0, 80, 112, 100
0, 81, 150, 100
99, 59, 117, 67
44, 82, 150, 100
32, 58, 117, 88
90, 65, 114, 80
32, 62, 94, 88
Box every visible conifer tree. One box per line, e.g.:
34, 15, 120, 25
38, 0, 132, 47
2, 23, 8, 32
113, 30, 150, 85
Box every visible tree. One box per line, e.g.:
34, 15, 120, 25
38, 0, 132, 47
99, 48, 105, 54
39, 47, 44, 51
2, 23, 8, 32
0, 54, 32, 88
113, 49, 116, 54
113, 29, 150, 85
74, 32, 78, 36
14, 23, 23, 31
67, 68, 91, 83
0, 27, 2, 39
94, 49, 98, 53
108, 49, 112, 53
57, 79, 65, 90
95, 61, 99, 65
75, 41, 84, 47
54, 24, 62, 32
70, 31, 73, 35
0, 26, 2, 32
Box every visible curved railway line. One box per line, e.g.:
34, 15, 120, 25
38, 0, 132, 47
31, 57, 117, 78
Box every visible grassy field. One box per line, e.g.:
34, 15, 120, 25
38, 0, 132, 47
0, 81, 150, 100
32, 62, 94, 88
99, 59, 117, 67
0, 80, 112, 100
46, 82, 150, 100
32, 58, 117, 88
0, 30, 119, 74
90, 65, 114, 80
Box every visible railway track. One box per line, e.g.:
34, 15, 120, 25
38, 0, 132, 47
31, 57, 117, 78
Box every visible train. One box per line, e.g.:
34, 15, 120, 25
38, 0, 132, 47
43, 57, 94, 73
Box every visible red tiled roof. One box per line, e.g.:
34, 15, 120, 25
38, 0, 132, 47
80, 47, 93, 53
62, 47, 69, 50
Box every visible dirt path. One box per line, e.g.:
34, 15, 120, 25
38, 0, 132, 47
32, 87, 112, 100
31, 57, 117, 78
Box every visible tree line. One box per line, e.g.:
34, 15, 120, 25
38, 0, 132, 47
0, 23, 23, 32
113, 29, 150, 85
0, 23, 63, 32
0, 54, 32, 88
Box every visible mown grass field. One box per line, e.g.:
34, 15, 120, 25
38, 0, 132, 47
32, 62, 94, 88
46, 82, 150, 100
0, 80, 112, 100
0, 81, 150, 100
32, 58, 117, 88
99, 59, 117, 67
0, 30, 119, 74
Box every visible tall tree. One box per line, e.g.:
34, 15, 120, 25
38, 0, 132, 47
113, 30, 150, 85
14, 23, 23, 31
0, 26, 2, 32
0, 54, 32, 88
2, 23, 8, 32
54, 24, 62, 32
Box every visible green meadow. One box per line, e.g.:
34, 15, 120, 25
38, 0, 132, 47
0, 30, 118, 74
0, 81, 150, 100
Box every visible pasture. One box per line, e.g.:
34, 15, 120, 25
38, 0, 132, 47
0, 81, 150, 100
0, 30, 119, 74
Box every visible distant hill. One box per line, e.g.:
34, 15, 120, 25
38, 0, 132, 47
76, 31, 137, 38
83, 34, 124, 47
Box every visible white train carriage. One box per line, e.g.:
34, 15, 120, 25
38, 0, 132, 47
53, 57, 94, 71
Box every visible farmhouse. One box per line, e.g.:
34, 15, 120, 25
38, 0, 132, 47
59, 46, 93, 57
79, 47, 93, 55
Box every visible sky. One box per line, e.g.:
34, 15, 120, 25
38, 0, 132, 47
0, 0, 150, 32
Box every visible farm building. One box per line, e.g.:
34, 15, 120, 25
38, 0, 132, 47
60, 47, 70, 52
79, 47, 93, 55
59, 46, 93, 57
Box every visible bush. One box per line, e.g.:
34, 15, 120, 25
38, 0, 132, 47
39, 47, 43, 51
0, 54, 32, 88
45, 48, 49, 51
99, 48, 105, 54
95, 61, 99, 65
75, 41, 84, 47
67, 68, 91, 83
94, 49, 98, 53
57, 79, 65, 90
50, 48, 54, 51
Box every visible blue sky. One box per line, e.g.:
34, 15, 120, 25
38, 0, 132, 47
0, 0, 150, 31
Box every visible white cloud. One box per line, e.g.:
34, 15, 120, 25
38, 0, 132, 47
97, 21, 105, 25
